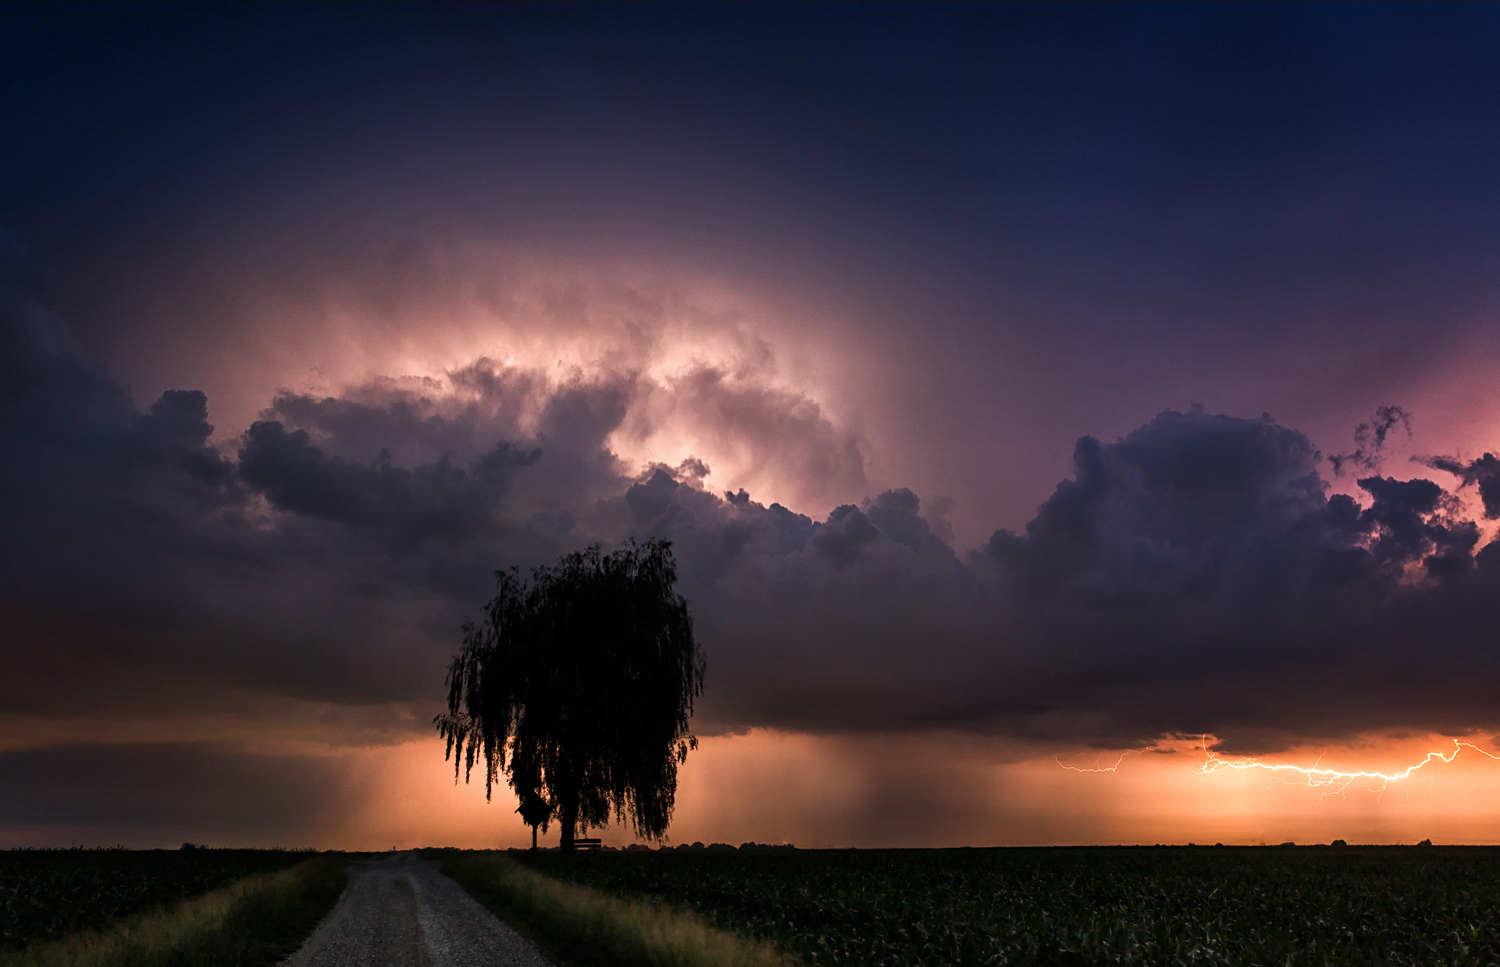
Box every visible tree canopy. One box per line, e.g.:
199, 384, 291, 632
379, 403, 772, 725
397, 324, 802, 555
436, 539, 705, 849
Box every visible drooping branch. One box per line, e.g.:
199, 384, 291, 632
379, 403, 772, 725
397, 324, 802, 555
435, 540, 704, 843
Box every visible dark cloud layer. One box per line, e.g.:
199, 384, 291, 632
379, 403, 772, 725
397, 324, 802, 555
0, 744, 357, 846
6, 252, 1500, 775
1420, 452, 1500, 522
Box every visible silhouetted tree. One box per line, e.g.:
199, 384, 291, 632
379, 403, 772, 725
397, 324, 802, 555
515, 790, 552, 850
437, 539, 705, 851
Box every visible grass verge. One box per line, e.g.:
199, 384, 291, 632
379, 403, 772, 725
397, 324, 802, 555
441, 852, 795, 967
5, 854, 347, 967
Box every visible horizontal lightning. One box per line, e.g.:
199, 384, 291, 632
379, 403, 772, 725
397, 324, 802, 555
1196, 737, 1500, 797
1056, 748, 1146, 773
1059, 737, 1500, 797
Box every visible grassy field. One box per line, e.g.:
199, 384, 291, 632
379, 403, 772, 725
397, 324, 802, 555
443, 851, 793, 967
513, 845, 1500, 967
0, 849, 317, 953
5, 854, 346, 967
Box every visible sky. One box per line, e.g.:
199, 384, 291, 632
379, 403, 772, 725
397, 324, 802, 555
6, 4, 1500, 849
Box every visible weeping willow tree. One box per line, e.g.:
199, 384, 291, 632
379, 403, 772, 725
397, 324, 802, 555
437, 539, 705, 851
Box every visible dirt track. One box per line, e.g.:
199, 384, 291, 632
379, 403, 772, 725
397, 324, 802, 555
279, 854, 554, 967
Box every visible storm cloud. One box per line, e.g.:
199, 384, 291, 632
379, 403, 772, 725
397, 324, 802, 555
0, 744, 360, 846
6, 235, 1500, 774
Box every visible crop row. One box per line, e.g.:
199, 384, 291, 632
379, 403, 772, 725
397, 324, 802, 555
517, 846, 1500, 967
0, 848, 309, 951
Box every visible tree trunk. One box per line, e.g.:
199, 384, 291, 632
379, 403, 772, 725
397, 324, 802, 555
531, 825, 538, 850
560, 800, 578, 852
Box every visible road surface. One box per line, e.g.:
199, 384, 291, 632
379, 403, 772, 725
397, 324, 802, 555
280, 853, 554, 967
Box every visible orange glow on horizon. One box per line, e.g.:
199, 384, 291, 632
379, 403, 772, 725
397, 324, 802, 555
303, 729, 1500, 851
1053, 732, 1500, 845
1196, 737, 1500, 796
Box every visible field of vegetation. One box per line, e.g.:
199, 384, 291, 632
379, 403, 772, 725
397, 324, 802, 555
514, 846, 1500, 967
444, 851, 792, 967
0, 848, 313, 952
8, 854, 347, 967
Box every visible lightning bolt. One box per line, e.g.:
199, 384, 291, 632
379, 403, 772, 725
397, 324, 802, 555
1056, 748, 1151, 773
1194, 737, 1500, 799
1059, 736, 1500, 800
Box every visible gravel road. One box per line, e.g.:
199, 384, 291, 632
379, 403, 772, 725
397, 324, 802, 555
280, 853, 555, 967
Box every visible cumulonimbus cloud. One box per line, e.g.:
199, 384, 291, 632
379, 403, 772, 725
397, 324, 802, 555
6, 243, 1500, 767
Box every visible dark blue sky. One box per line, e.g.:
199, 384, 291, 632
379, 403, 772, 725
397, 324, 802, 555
10, 4, 1500, 298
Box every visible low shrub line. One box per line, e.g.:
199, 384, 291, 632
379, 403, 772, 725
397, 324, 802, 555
441, 851, 795, 967
5, 854, 346, 967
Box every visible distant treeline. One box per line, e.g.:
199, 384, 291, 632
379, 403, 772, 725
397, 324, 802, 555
421, 841, 799, 853
627, 842, 798, 853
